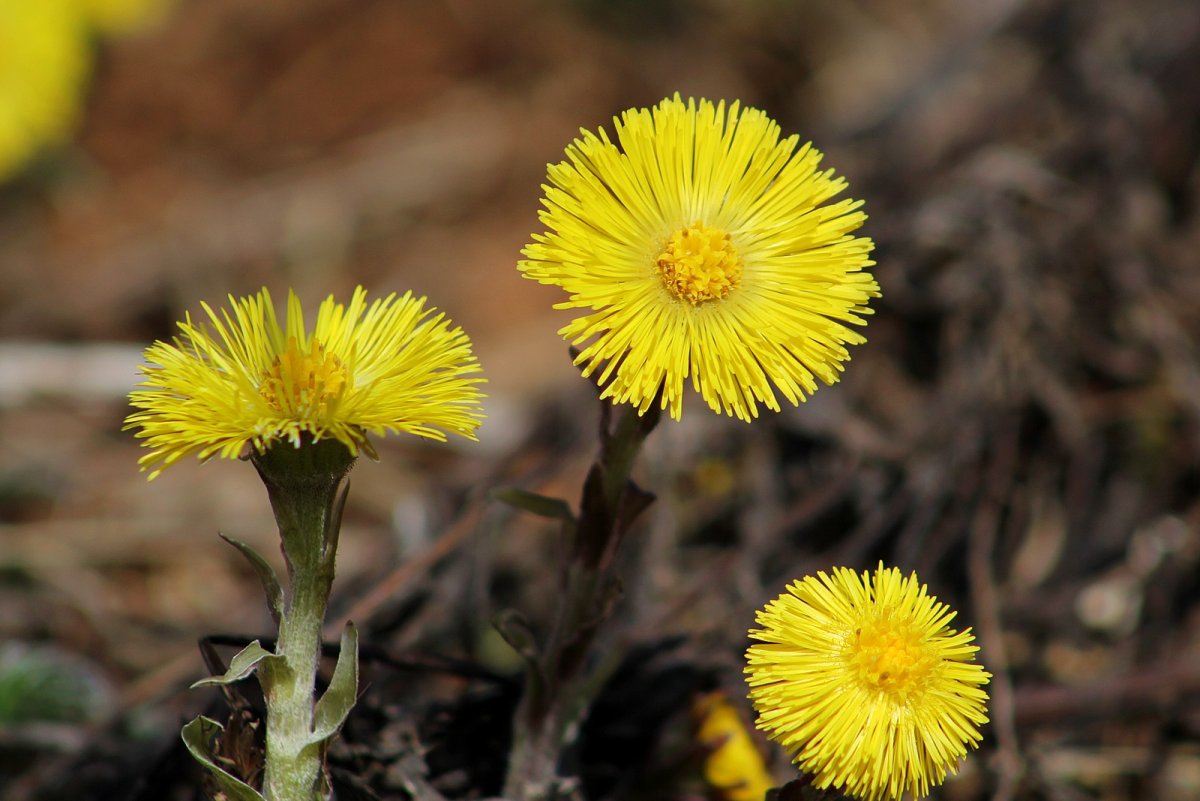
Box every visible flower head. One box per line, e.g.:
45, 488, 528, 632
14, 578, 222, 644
745, 564, 990, 801
521, 94, 878, 421
126, 286, 486, 478
0, 0, 90, 181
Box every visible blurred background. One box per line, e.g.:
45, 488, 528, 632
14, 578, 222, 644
2, 0, 1200, 799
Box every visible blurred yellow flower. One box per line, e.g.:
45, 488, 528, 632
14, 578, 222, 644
0, 0, 90, 181
77, 0, 172, 35
521, 94, 877, 422
694, 690, 775, 801
126, 287, 486, 479
745, 564, 990, 801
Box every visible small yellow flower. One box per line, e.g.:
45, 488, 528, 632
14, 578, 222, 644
521, 94, 878, 422
745, 564, 990, 801
694, 690, 775, 801
0, 0, 90, 181
126, 286, 486, 479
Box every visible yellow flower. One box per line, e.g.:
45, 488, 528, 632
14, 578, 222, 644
126, 287, 486, 479
745, 565, 990, 801
520, 94, 878, 422
0, 0, 90, 181
694, 690, 775, 801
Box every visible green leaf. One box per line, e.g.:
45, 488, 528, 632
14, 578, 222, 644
311, 622, 358, 743
219, 533, 284, 625
491, 608, 540, 667
491, 609, 546, 719
191, 641, 276, 688
491, 487, 576, 523
180, 716, 265, 801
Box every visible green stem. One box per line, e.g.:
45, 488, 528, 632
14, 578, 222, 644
262, 553, 329, 800
253, 440, 354, 801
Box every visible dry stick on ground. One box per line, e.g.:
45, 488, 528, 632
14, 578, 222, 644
325, 502, 485, 641
327, 422, 574, 641
968, 418, 1023, 801
1013, 658, 1200, 727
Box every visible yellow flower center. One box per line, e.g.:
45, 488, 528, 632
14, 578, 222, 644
850, 618, 937, 699
657, 222, 743, 305
260, 337, 348, 415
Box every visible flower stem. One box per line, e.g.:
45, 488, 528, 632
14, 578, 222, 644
253, 440, 354, 801
600, 401, 645, 511
504, 402, 659, 800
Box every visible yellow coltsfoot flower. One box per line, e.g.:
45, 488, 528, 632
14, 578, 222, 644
745, 564, 990, 801
694, 690, 775, 801
0, 0, 90, 181
126, 286, 486, 478
521, 94, 878, 421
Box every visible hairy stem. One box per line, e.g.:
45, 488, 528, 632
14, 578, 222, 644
254, 440, 354, 801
